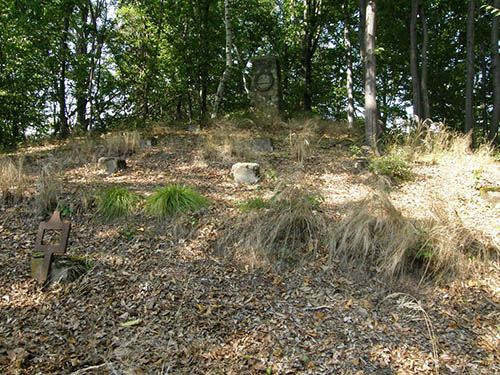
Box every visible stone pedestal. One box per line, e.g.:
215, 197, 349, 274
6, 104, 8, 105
250, 56, 283, 114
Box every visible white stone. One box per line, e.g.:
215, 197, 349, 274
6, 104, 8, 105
231, 162, 260, 184
98, 157, 127, 174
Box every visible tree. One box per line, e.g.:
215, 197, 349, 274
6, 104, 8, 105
364, 0, 377, 151
213, 0, 232, 118
490, 0, 500, 142
344, 0, 354, 128
465, 0, 475, 137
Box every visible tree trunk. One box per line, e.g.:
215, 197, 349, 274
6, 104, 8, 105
420, 2, 430, 120
364, 0, 377, 151
358, 0, 366, 78
58, 14, 70, 139
410, 0, 422, 119
75, 5, 89, 132
303, 44, 313, 111
465, 0, 475, 138
481, 42, 489, 136
344, 1, 354, 128
490, 0, 500, 143
213, 0, 232, 118
345, 26, 354, 128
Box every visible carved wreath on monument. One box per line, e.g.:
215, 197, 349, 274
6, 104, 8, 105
254, 70, 274, 92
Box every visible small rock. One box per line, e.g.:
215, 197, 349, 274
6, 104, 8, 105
231, 162, 260, 184
98, 157, 127, 174
251, 137, 274, 152
188, 124, 201, 132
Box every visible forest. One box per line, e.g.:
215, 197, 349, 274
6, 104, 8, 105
0, 0, 499, 148
1, 1, 500, 374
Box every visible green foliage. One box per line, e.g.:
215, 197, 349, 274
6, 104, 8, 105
368, 149, 414, 183
98, 187, 140, 220
145, 184, 209, 218
238, 197, 271, 212
117, 223, 137, 241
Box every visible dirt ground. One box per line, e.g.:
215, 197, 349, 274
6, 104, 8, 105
1, 125, 499, 374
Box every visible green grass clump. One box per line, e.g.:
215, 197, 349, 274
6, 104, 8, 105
238, 197, 271, 212
368, 149, 414, 183
98, 187, 140, 220
145, 184, 208, 218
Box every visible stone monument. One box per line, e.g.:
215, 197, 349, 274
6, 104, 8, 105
250, 56, 283, 114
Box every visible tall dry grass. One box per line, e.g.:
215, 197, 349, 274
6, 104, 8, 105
218, 185, 328, 268
330, 192, 485, 283
392, 119, 494, 166
35, 166, 63, 215
0, 156, 26, 204
103, 131, 142, 156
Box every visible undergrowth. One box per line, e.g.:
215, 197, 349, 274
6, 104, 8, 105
145, 184, 208, 219
98, 186, 140, 220
218, 186, 328, 268
330, 193, 486, 283
0, 156, 26, 205
35, 167, 62, 215
368, 149, 414, 184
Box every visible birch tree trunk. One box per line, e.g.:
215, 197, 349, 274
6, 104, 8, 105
465, 0, 475, 136
213, 0, 232, 118
490, 0, 500, 143
364, 0, 377, 151
410, 0, 422, 119
345, 19, 354, 128
420, 2, 430, 120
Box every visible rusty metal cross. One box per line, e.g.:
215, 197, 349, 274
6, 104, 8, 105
33, 211, 71, 283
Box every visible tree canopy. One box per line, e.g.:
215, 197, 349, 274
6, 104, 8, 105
1, 0, 499, 148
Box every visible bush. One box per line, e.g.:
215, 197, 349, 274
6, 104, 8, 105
368, 149, 414, 183
145, 184, 209, 218
98, 187, 140, 220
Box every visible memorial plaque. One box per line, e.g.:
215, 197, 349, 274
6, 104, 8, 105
32, 211, 71, 283
250, 56, 283, 114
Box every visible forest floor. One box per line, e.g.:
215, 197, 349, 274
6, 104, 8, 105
0, 119, 499, 375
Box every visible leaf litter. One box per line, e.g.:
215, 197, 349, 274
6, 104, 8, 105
0, 128, 499, 374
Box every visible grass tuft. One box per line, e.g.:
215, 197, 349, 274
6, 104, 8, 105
145, 184, 209, 219
238, 197, 271, 212
330, 193, 488, 283
219, 186, 328, 268
98, 186, 140, 220
104, 131, 142, 156
368, 149, 414, 184
0, 156, 26, 204
35, 167, 62, 215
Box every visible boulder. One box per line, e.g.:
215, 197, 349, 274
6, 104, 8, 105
231, 162, 260, 184
98, 157, 127, 174
251, 138, 274, 152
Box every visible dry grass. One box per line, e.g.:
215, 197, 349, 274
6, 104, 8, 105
218, 185, 328, 268
330, 192, 489, 283
0, 156, 26, 204
394, 120, 494, 166
34, 166, 63, 216
103, 131, 142, 157
201, 121, 255, 166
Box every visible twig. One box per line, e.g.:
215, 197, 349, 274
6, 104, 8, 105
304, 305, 333, 311
69, 363, 106, 375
